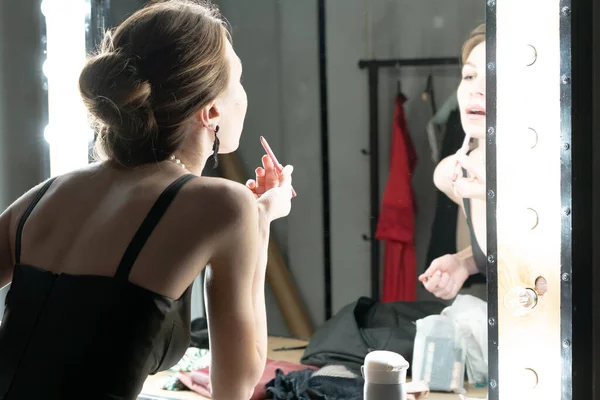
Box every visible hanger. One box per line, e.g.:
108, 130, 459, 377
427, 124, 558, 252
395, 63, 402, 96
422, 73, 437, 114
395, 63, 407, 101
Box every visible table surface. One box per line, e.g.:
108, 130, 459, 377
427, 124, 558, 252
139, 336, 488, 400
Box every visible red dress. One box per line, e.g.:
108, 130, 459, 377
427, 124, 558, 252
375, 94, 417, 302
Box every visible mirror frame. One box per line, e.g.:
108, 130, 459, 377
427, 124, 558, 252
486, 0, 596, 398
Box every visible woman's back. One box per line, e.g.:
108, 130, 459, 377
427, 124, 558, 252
0, 163, 221, 399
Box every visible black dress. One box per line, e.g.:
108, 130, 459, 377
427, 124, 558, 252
425, 110, 487, 282
0, 174, 197, 400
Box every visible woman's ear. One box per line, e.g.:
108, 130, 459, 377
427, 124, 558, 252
198, 101, 222, 129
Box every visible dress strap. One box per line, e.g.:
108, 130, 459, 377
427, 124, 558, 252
15, 177, 58, 264
114, 174, 196, 281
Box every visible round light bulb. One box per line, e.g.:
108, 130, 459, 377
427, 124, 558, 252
524, 45, 538, 66
524, 208, 539, 230
44, 124, 53, 144
526, 128, 538, 149
40, 0, 49, 17
42, 59, 51, 79
522, 368, 539, 389
503, 287, 538, 317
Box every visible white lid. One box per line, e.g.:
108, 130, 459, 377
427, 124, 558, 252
362, 351, 409, 384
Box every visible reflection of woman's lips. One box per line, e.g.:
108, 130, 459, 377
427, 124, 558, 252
465, 113, 486, 120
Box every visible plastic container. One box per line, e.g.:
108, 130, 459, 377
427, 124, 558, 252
361, 350, 409, 400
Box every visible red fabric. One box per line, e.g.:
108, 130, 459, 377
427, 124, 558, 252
375, 94, 417, 302
176, 359, 317, 399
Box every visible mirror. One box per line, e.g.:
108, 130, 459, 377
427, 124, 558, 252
46, 0, 493, 398
1, 0, 594, 399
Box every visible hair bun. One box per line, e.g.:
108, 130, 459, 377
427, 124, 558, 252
79, 51, 157, 140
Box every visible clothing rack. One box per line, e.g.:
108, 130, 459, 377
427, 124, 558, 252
358, 57, 460, 300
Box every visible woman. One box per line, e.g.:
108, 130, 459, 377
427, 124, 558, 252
0, 1, 293, 399
419, 24, 486, 300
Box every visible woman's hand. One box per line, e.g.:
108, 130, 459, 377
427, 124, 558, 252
452, 152, 486, 200
246, 154, 294, 222
246, 155, 280, 198
418, 254, 470, 300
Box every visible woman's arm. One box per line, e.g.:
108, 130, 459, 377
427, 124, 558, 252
454, 245, 480, 276
204, 184, 268, 400
433, 153, 462, 206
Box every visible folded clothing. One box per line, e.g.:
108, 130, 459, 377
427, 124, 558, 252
161, 348, 211, 391
266, 365, 364, 400
265, 365, 431, 400
176, 359, 316, 399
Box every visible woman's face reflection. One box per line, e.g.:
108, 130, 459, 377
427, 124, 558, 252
457, 42, 486, 139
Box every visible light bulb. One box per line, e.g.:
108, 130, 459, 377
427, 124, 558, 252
523, 208, 539, 230
40, 0, 49, 17
526, 128, 538, 149
503, 287, 538, 317
44, 124, 53, 144
523, 45, 538, 66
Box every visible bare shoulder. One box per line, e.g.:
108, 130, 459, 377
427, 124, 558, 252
6, 177, 59, 222
182, 177, 258, 228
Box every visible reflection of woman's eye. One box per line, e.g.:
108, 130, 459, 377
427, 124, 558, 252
462, 75, 474, 81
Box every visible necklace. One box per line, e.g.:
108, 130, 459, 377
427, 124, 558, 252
168, 155, 186, 169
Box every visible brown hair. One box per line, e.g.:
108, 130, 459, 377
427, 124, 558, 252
461, 24, 486, 64
79, 0, 230, 167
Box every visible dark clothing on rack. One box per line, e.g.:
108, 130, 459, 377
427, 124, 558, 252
0, 174, 197, 400
425, 109, 464, 267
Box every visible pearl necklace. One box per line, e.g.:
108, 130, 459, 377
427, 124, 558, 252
168, 155, 186, 169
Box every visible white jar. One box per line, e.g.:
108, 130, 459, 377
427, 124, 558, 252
362, 350, 410, 400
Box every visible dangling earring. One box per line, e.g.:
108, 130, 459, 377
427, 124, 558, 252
211, 125, 220, 169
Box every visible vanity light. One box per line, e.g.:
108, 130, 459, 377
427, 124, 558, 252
495, 1, 563, 397
524, 45, 538, 66
503, 286, 538, 317
526, 128, 539, 149
41, 0, 91, 176
524, 208, 539, 230
523, 368, 539, 388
